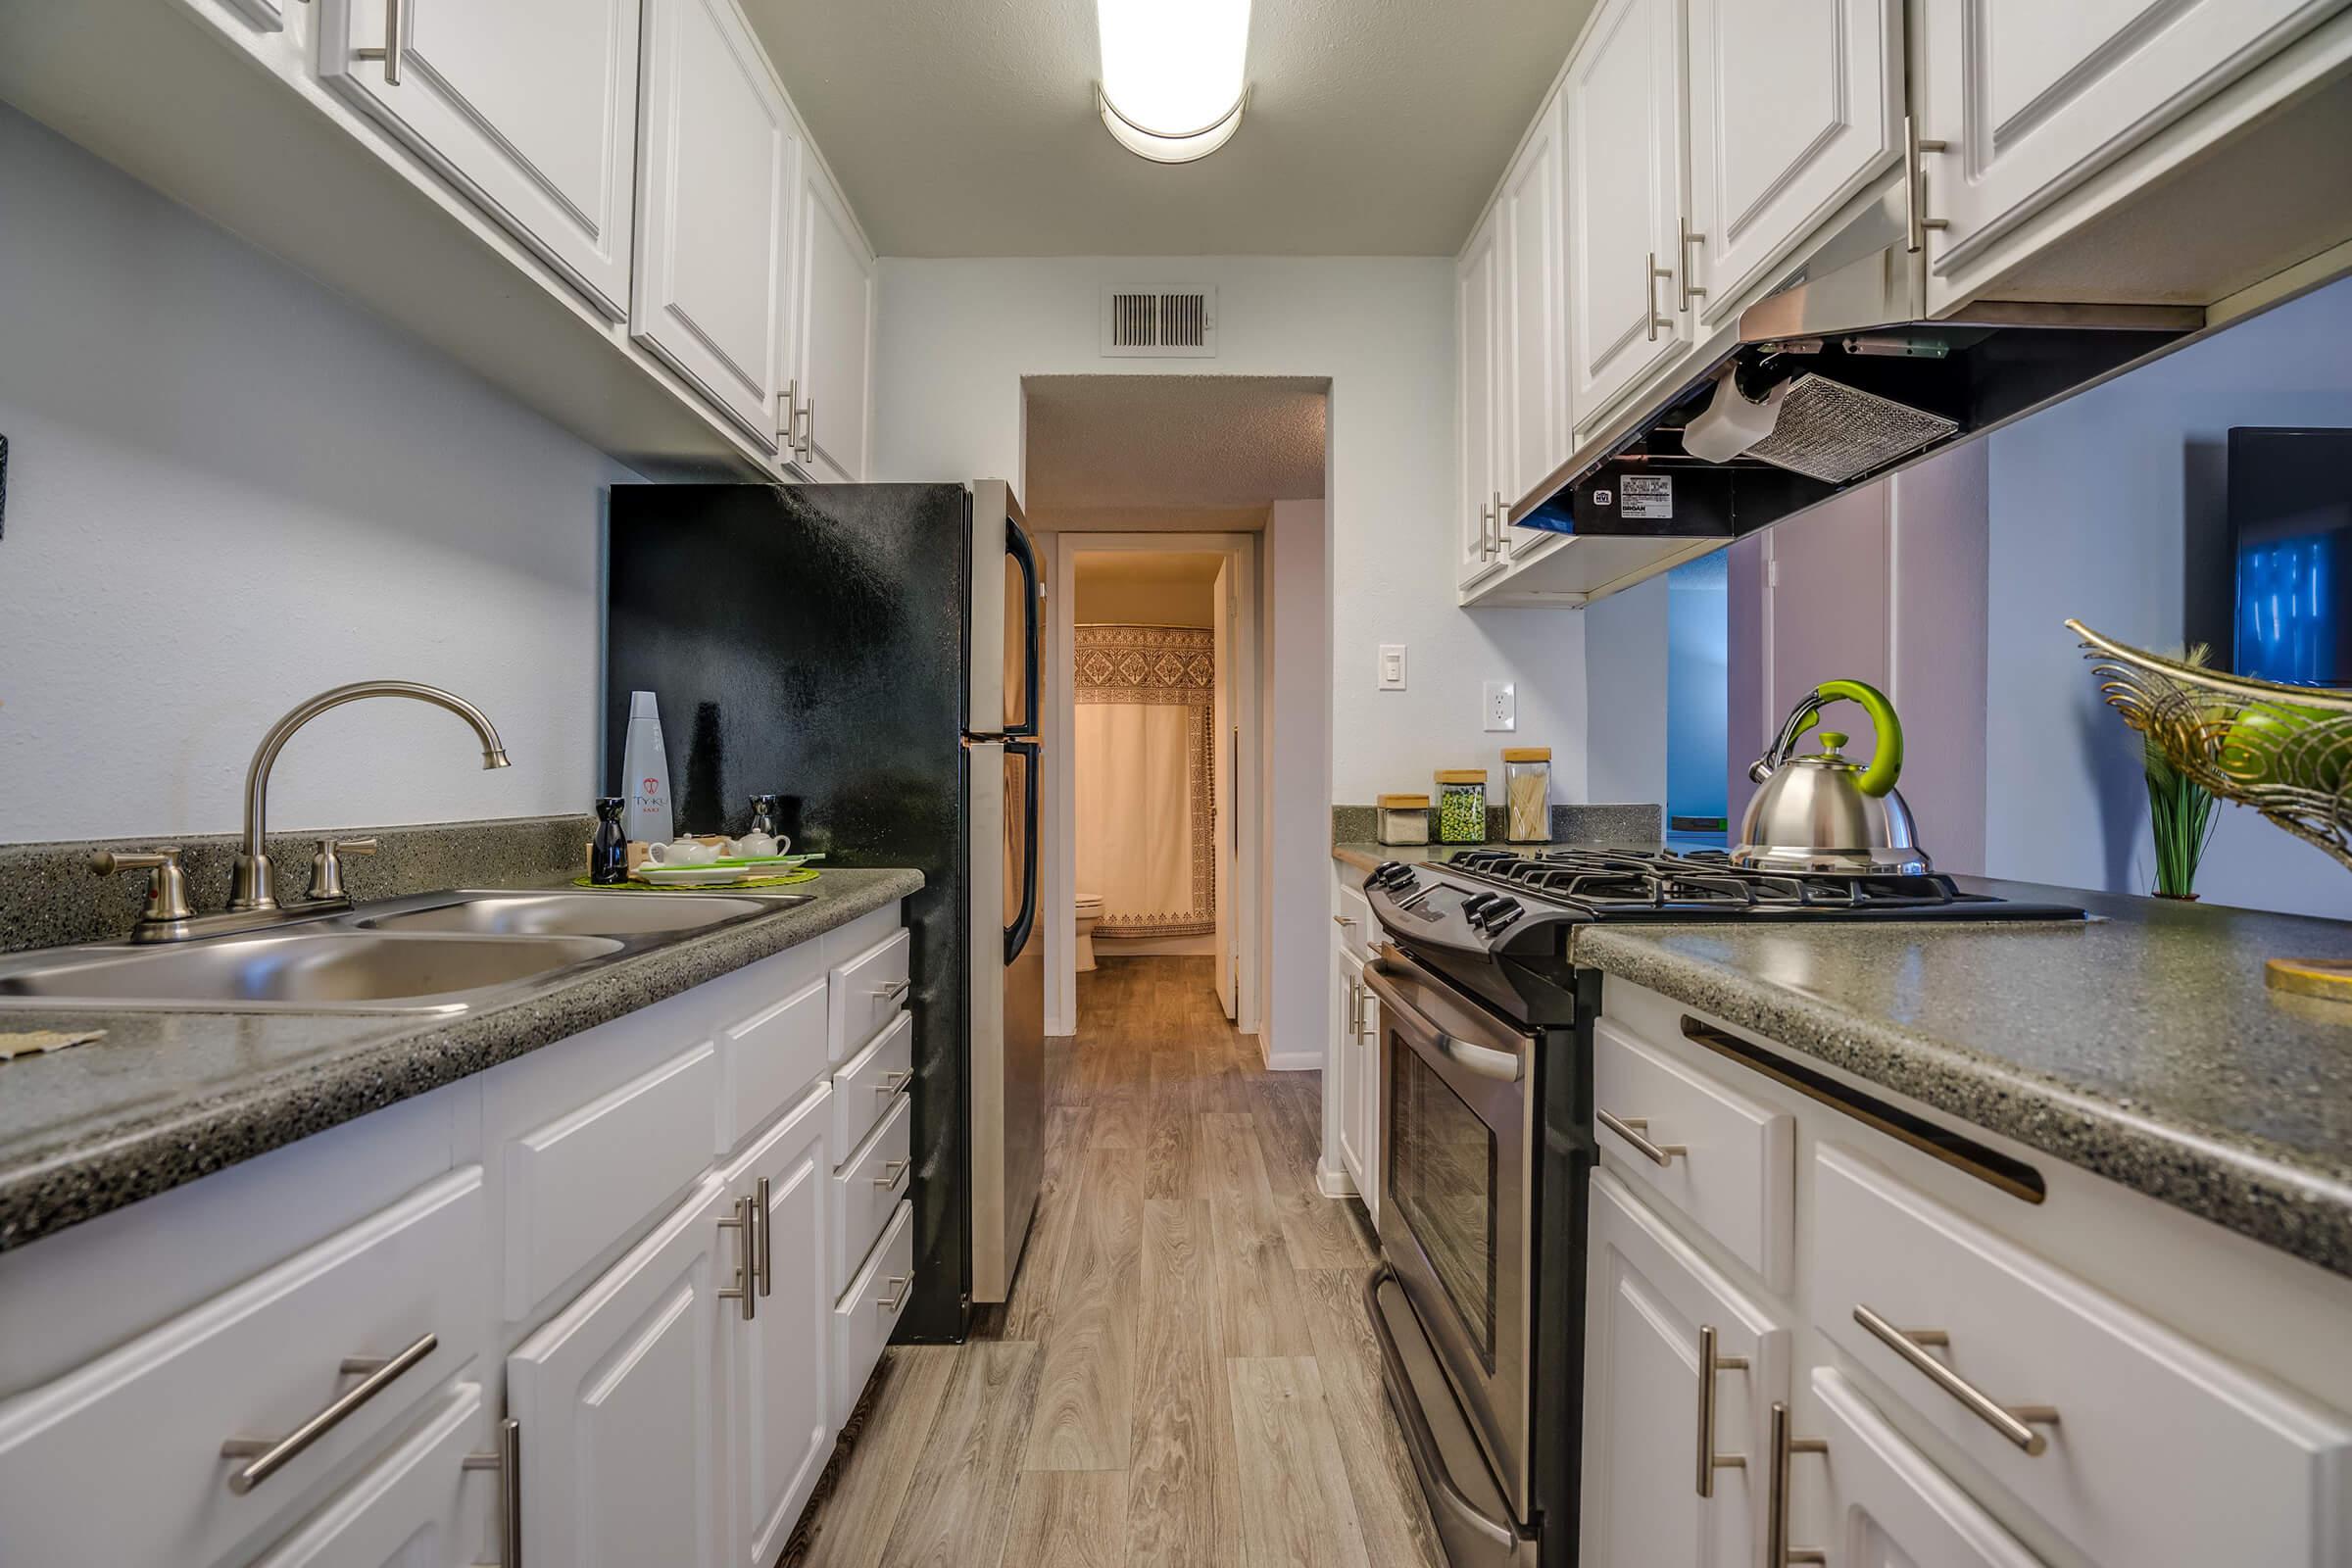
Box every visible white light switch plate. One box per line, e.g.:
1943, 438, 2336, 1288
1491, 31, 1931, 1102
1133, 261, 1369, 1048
1484, 680, 1516, 731
1379, 644, 1406, 691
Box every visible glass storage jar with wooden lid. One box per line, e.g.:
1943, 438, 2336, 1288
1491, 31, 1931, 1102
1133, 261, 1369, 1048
1502, 748, 1551, 843
1376, 794, 1431, 846
1435, 769, 1489, 844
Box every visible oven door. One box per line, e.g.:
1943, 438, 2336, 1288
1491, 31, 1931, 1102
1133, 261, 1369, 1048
1365, 943, 1537, 1523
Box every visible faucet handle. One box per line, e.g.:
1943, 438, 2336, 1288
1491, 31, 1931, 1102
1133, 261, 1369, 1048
307, 837, 377, 904
90, 847, 196, 926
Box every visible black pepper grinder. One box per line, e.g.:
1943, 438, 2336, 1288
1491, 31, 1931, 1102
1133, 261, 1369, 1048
590, 796, 629, 885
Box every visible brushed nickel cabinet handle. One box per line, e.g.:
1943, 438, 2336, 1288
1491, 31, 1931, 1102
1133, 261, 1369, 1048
1678, 217, 1707, 312
1903, 114, 1950, 255
754, 1176, 773, 1298
462, 1417, 521, 1566
872, 977, 911, 1003
1645, 252, 1674, 341
1477, 498, 1496, 562
873, 1158, 911, 1191
220, 1332, 437, 1494
1334, 914, 1356, 927
777, 378, 798, 444
1767, 1401, 1828, 1566
1694, 1324, 1748, 1497
352, 0, 403, 84
802, 396, 817, 461
876, 1069, 913, 1096
878, 1274, 912, 1314
1494, 491, 1507, 559
1852, 1303, 2057, 1454
1597, 1108, 1686, 1166
717, 1195, 756, 1321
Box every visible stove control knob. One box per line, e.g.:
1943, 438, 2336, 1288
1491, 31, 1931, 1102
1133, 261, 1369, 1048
1483, 897, 1524, 930
1460, 893, 1497, 926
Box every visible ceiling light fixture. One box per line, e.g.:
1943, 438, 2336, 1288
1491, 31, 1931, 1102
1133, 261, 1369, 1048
1096, 0, 1250, 165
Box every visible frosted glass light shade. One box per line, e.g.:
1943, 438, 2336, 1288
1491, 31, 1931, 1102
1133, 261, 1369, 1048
1096, 0, 1250, 164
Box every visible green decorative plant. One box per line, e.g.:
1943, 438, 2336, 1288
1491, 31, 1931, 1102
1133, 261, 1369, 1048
2144, 643, 2221, 899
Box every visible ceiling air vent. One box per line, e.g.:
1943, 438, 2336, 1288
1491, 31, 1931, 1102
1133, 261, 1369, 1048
1101, 286, 1217, 358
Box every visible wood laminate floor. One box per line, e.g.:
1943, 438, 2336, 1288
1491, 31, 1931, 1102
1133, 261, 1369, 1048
788, 956, 1444, 1568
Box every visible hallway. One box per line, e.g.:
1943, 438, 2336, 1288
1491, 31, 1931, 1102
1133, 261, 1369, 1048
788, 956, 1443, 1568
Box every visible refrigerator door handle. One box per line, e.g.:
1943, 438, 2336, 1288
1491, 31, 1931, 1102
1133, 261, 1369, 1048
1004, 517, 1042, 740
1005, 739, 1041, 965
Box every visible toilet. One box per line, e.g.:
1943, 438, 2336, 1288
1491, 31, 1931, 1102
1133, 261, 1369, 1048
1075, 893, 1105, 972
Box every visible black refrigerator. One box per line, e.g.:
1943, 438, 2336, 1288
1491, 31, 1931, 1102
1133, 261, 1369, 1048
604, 480, 1045, 1345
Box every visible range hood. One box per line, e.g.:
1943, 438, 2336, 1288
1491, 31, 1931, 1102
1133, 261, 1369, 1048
1512, 193, 2203, 557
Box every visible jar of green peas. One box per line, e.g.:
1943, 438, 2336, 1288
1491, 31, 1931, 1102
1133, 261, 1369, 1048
1435, 769, 1489, 844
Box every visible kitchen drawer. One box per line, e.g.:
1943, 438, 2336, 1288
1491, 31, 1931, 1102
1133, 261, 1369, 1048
1813, 1145, 2352, 1568
1592, 1017, 1794, 1290
1338, 883, 1374, 960
720, 969, 829, 1152
832, 1090, 913, 1298
829, 926, 910, 1065
833, 1008, 914, 1154
831, 1199, 914, 1429
1800, 1367, 2044, 1568
0, 1168, 484, 1568
248, 1379, 484, 1567
503, 1041, 719, 1322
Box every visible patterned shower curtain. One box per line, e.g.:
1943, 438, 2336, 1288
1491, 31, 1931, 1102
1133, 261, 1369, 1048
1074, 624, 1216, 938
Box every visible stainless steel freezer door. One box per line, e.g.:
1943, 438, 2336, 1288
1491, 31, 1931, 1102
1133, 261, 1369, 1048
968, 739, 1045, 1303
967, 480, 1042, 740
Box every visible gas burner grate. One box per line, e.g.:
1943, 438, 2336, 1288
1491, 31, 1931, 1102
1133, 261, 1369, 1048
1446, 846, 1986, 915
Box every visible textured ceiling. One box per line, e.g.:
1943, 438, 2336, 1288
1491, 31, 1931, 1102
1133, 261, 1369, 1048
740, 0, 1597, 255
1023, 374, 1325, 532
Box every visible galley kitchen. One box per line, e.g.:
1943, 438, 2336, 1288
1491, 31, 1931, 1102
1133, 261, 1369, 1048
2, 2, 2352, 1567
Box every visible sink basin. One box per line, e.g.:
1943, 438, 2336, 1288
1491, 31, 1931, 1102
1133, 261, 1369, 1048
0, 933, 620, 1012
358, 891, 779, 938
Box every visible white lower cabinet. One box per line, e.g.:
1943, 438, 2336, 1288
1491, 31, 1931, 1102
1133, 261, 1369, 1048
1332, 938, 1379, 1224
1794, 1369, 2044, 1568
725, 1085, 834, 1568
246, 1381, 486, 1568
831, 1200, 914, 1430
1582, 1171, 1787, 1568
507, 1178, 735, 1568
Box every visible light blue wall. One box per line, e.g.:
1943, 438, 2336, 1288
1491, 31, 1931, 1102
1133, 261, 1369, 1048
1665, 553, 1729, 834
1984, 274, 2352, 917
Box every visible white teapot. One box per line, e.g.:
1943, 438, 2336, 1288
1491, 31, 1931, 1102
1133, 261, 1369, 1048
643, 837, 725, 866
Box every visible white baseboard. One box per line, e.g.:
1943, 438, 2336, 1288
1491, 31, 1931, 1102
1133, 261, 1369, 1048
1256, 1028, 1321, 1072
1316, 1163, 1358, 1199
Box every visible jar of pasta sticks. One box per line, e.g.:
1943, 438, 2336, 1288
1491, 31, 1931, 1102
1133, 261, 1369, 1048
1502, 748, 1552, 843
1435, 769, 1489, 844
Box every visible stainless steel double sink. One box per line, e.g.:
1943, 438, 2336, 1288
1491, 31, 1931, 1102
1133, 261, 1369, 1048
0, 890, 808, 1015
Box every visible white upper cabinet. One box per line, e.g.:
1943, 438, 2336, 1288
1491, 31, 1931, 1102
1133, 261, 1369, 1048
1685, 0, 1901, 327
1915, 0, 2341, 294
1565, 0, 1689, 432
320, 0, 643, 320
1457, 208, 1504, 586
791, 165, 875, 483
633, 0, 802, 452
1500, 90, 1569, 514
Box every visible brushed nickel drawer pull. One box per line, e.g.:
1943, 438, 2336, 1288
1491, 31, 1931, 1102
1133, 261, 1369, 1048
1334, 913, 1356, 927
1597, 1108, 1686, 1166
872, 977, 911, 1003
1903, 114, 1951, 254
754, 1176, 774, 1298
1694, 1325, 1748, 1497
878, 1274, 911, 1314
1852, 1303, 2056, 1454
220, 1331, 436, 1494
1645, 252, 1674, 341
1767, 1401, 1828, 1566
874, 1158, 911, 1191
351, 0, 403, 84
462, 1416, 521, 1566
717, 1195, 757, 1321
876, 1069, 913, 1096
1678, 217, 1707, 312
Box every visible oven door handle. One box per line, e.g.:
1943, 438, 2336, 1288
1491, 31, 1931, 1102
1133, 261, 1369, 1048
1364, 1266, 1527, 1556
1364, 961, 1525, 1084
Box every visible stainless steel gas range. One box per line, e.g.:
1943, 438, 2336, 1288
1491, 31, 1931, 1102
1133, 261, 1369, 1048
1358, 847, 2085, 1568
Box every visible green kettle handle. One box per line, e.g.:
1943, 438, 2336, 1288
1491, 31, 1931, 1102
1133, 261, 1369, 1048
1792, 679, 1905, 797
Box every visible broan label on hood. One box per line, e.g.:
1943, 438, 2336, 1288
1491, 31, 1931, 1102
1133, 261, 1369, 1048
1619, 475, 1672, 519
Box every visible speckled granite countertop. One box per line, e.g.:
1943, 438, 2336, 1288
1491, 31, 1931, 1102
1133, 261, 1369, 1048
1338, 840, 2352, 1275
0, 868, 922, 1252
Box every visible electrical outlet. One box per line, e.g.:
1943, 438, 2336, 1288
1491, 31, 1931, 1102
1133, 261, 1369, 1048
1379, 644, 1406, 691
1484, 680, 1516, 732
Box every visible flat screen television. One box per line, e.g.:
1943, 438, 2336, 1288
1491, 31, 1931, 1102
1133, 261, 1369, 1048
2231, 426, 2352, 687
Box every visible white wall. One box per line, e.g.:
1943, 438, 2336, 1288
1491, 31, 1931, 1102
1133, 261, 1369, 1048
1262, 501, 1332, 1067
1584, 575, 1669, 809
0, 106, 626, 844
1985, 275, 2352, 916
872, 257, 1592, 807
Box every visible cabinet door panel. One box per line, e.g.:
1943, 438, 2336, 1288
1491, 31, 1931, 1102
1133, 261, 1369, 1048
1502, 92, 1567, 512
320, 0, 641, 319
1802, 1369, 2045, 1568
1918, 0, 2337, 280
727, 1087, 832, 1567
1687, 0, 1899, 324
1582, 1172, 1788, 1568
794, 169, 874, 482
1566, 0, 1687, 428
633, 0, 798, 448
508, 1180, 730, 1568
1333, 945, 1367, 1200
1456, 213, 1501, 587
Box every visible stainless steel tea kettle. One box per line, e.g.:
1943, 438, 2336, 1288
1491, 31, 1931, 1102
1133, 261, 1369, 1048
1733, 679, 1931, 875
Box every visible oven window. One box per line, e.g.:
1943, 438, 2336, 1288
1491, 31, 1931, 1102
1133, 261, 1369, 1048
1390, 1043, 1498, 1364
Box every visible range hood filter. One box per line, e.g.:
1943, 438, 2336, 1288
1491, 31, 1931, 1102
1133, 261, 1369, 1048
1744, 373, 1960, 485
